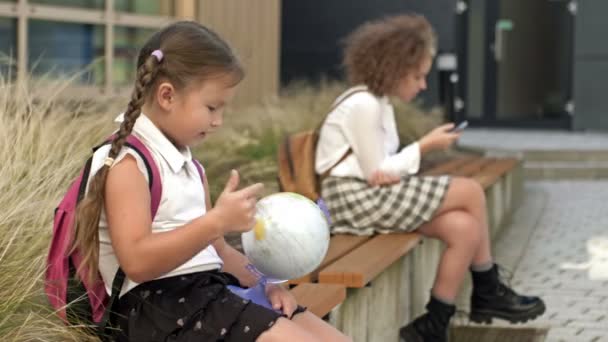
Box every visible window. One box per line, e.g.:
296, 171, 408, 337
30, 0, 104, 10
114, 27, 155, 85
28, 20, 104, 85
0, 18, 16, 78
115, 0, 173, 16
0, 0, 186, 94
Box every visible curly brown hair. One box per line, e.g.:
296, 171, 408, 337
343, 14, 436, 97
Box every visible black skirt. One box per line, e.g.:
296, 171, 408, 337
110, 270, 304, 341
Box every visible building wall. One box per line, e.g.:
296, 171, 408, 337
198, 0, 281, 106
574, 0, 608, 130
281, 0, 458, 108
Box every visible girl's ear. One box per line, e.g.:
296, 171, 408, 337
156, 81, 175, 111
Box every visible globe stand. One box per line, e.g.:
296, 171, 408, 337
226, 264, 286, 312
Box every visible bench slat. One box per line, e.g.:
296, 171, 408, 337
450, 157, 496, 177
291, 283, 346, 318
474, 158, 520, 189
289, 235, 371, 284
422, 156, 478, 176
318, 233, 422, 288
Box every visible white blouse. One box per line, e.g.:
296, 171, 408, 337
88, 114, 223, 297
315, 85, 421, 180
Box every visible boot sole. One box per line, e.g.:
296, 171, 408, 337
399, 326, 425, 342
470, 302, 546, 324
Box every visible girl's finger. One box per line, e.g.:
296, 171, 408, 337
283, 297, 296, 317
270, 293, 282, 310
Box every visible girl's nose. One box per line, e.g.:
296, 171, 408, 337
211, 115, 223, 127
420, 79, 427, 90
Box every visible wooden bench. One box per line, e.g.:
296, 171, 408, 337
318, 233, 421, 287
283, 156, 523, 341
291, 156, 520, 289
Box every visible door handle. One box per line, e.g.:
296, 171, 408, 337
494, 19, 514, 62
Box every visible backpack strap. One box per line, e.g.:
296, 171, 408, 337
89, 135, 162, 335
97, 268, 125, 339
92, 135, 162, 217
316, 87, 370, 178
123, 135, 162, 218
192, 159, 206, 185
314, 87, 370, 133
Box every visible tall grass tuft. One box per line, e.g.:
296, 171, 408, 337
0, 69, 121, 340
0, 68, 444, 340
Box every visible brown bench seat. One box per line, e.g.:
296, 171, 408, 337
312, 156, 520, 288
290, 283, 346, 318
318, 233, 421, 287
289, 235, 371, 284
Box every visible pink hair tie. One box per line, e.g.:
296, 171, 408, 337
151, 49, 164, 62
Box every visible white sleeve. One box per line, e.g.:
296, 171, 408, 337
342, 98, 385, 179
111, 148, 150, 184
378, 142, 421, 176
88, 144, 150, 195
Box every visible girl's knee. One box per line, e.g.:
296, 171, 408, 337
455, 177, 484, 195
440, 212, 482, 247
450, 177, 486, 205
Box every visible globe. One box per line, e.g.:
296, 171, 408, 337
242, 192, 330, 281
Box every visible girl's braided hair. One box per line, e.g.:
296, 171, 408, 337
72, 21, 244, 282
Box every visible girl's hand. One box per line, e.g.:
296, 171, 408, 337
418, 123, 461, 153
212, 170, 264, 234
367, 170, 401, 187
265, 283, 297, 317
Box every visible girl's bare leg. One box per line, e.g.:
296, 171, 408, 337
257, 312, 351, 342
416, 177, 493, 300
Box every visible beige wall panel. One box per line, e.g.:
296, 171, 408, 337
198, 0, 280, 106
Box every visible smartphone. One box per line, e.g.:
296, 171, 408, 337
449, 120, 468, 133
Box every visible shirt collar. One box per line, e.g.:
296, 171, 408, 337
114, 113, 192, 174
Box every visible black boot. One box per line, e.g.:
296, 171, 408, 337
400, 296, 456, 342
470, 264, 546, 324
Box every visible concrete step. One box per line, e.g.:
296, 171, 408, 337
459, 146, 608, 163
523, 150, 608, 162
524, 161, 608, 179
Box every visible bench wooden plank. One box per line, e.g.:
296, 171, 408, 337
318, 233, 422, 288
305, 157, 519, 289
422, 156, 478, 176
474, 158, 520, 189
291, 283, 346, 318
450, 157, 496, 177
289, 235, 371, 284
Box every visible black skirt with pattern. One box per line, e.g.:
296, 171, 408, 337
110, 270, 303, 342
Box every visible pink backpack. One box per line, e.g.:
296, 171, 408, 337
45, 135, 205, 336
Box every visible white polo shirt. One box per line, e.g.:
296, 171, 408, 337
315, 85, 422, 180
88, 114, 223, 296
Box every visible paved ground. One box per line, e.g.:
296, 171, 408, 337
492, 180, 608, 341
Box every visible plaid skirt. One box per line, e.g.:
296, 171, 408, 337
321, 175, 450, 235
110, 270, 304, 342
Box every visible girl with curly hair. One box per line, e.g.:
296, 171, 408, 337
315, 14, 545, 342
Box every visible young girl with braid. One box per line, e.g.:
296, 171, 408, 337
72, 21, 350, 342
315, 14, 545, 342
